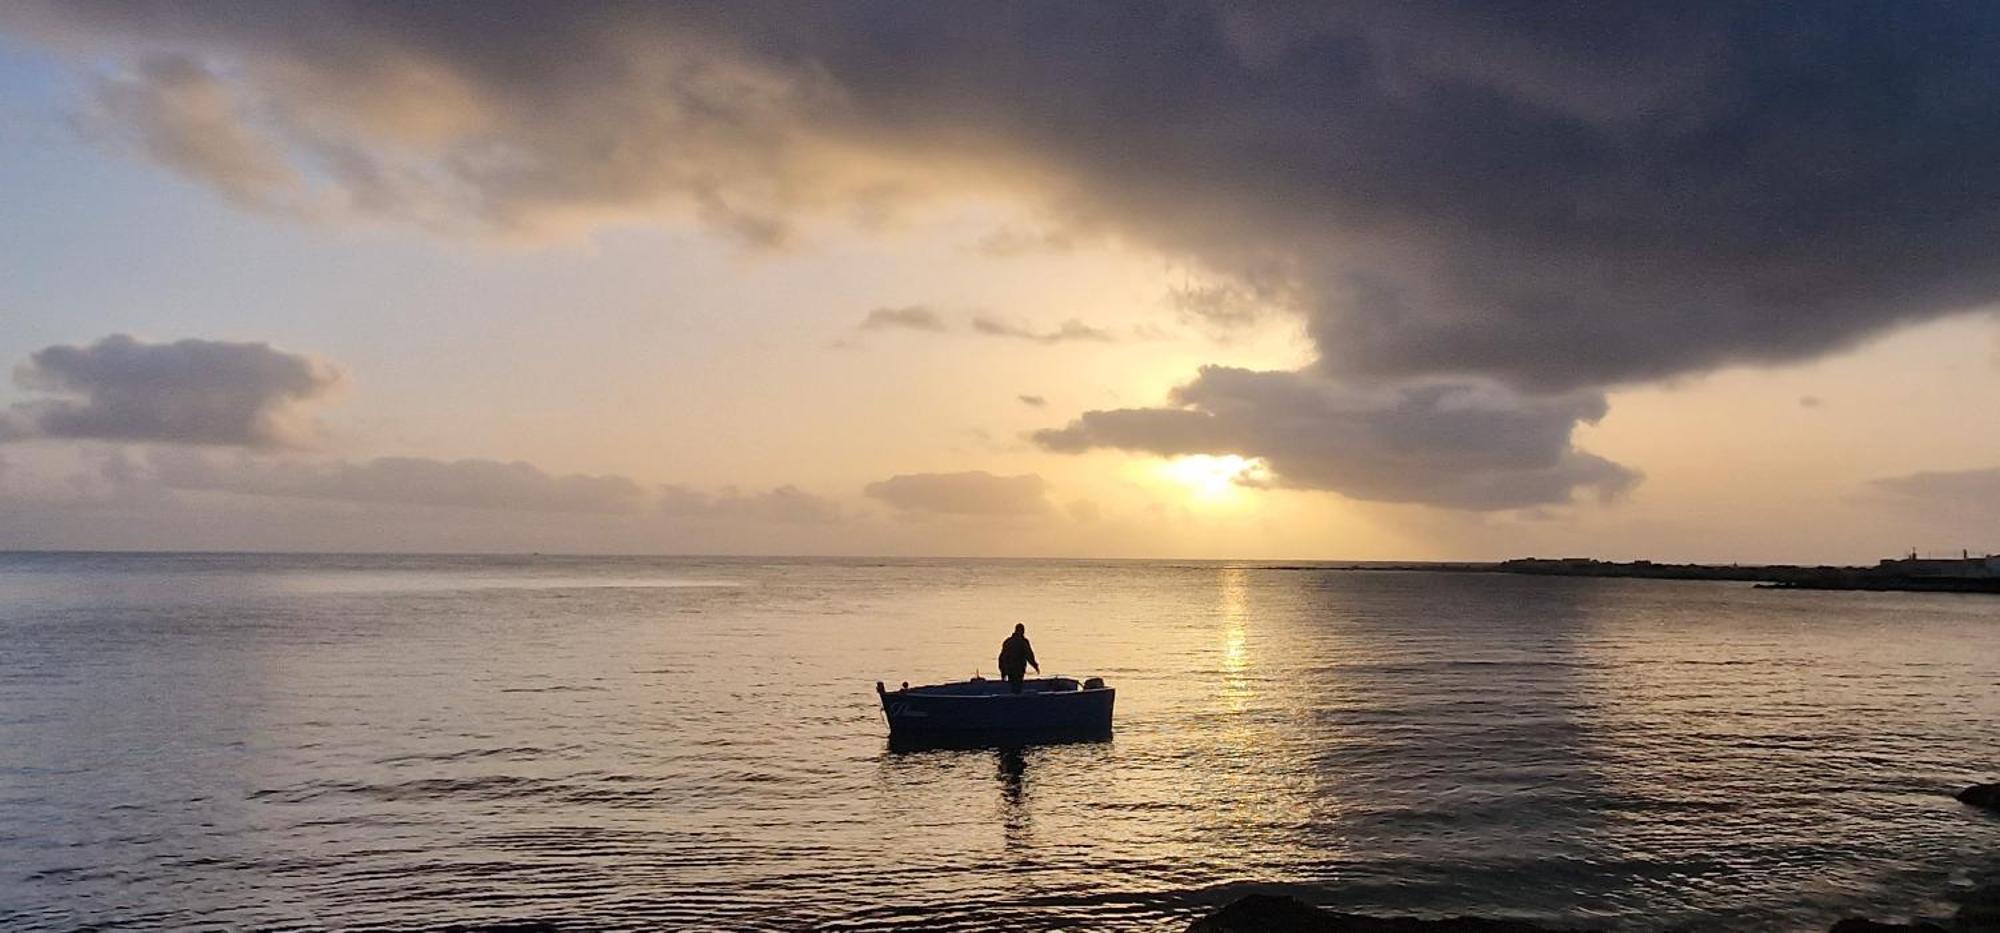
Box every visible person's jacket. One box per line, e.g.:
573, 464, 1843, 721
998, 634, 1037, 675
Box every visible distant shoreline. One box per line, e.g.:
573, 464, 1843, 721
1267, 557, 2000, 595
5, 550, 1998, 593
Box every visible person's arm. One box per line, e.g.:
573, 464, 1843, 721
1026, 642, 1039, 673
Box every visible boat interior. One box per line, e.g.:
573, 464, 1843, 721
901, 677, 1092, 696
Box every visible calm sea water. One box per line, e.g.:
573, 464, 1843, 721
2, 553, 1997, 931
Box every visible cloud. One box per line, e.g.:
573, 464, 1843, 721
1871, 467, 2000, 507
857, 305, 948, 333
1034, 366, 1636, 511
0, 442, 879, 553
1867, 466, 2000, 539
1168, 283, 1269, 332
9, 334, 341, 448
1018, 394, 1046, 408
852, 308, 1122, 344
150, 450, 648, 514
657, 483, 842, 523
864, 470, 1050, 516
0, 334, 849, 527
84, 54, 308, 213
7, 5, 893, 243
17, 5, 2000, 390
969, 316, 1115, 345
974, 225, 1077, 257
145, 450, 842, 520
0, 411, 30, 443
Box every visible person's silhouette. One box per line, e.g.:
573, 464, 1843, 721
997, 623, 1039, 694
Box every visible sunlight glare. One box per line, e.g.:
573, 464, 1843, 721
1159, 455, 1267, 503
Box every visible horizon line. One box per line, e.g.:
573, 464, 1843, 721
0, 547, 1921, 567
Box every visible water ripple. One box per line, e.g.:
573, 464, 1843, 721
1, 557, 1997, 930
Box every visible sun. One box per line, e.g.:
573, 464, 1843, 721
1158, 454, 1266, 503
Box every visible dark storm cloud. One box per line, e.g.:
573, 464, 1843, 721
864, 470, 1050, 516
9, 335, 340, 448
657, 483, 842, 523
16, 2, 2000, 390
151, 450, 650, 514
1034, 367, 1636, 510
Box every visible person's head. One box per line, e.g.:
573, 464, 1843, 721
1013, 623, 1025, 636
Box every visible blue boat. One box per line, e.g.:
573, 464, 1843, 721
876, 676, 1115, 746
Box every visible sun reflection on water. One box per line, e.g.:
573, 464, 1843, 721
1218, 566, 1252, 714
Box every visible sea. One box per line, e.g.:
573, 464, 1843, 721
2, 552, 1997, 931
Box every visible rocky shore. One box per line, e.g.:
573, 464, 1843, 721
1185, 784, 2000, 932
1188, 895, 1580, 931
1288, 557, 2000, 595
1188, 888, 1999, 933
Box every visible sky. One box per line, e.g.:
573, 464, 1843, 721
2, 2, 1999, 562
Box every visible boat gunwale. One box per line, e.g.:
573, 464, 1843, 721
881, 677, 1111, 700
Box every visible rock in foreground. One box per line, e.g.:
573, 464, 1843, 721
1827, 920, 1948, 932
1189, 895, 2000, 933
1957, 783, 2000, 812
1956, 883, 2000, 931
1187, 895, 1581, 932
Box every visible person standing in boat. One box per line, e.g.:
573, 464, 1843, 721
998, 623, 1040, 694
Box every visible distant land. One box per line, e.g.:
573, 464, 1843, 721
1268, 553, 2000, 595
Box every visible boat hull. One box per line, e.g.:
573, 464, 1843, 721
877, 677, 1114, 744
